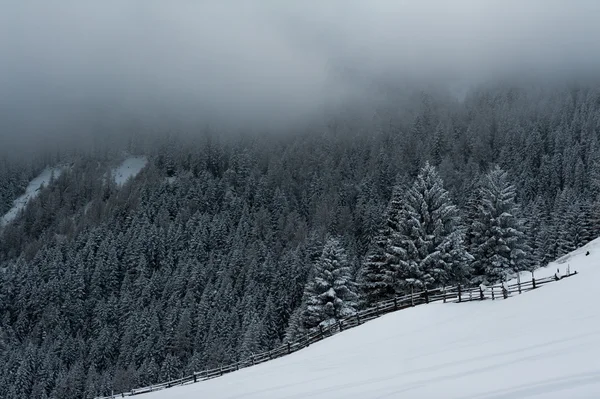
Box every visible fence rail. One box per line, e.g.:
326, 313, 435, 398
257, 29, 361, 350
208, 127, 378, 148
97, 268, 577, 398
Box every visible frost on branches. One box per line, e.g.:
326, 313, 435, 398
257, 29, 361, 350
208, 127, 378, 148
391, 163, 471, 292
360, 188, 405, 305
467, 166, 530, 284
303, 237, 359, 328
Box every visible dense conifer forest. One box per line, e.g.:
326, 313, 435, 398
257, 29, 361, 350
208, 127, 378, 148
2, 84, 600, 398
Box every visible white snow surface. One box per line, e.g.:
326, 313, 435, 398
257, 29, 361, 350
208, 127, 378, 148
147, 239, 600, 399
1, 167, 62, 227
113, 156, 147, 186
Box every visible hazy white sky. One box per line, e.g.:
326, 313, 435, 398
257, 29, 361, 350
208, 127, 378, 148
1, 1, 599, 149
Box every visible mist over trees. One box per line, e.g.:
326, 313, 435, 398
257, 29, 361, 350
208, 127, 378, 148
2, 1, 600, 154
1, 83, 600, 398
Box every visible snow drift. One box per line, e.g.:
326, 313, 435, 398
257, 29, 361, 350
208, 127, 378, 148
144, 240, 600, 399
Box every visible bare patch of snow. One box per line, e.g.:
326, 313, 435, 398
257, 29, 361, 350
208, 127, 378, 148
1, 167, 63, 227
112, 156, 148, 186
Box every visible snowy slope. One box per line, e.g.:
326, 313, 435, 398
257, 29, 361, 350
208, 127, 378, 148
147, 240, 600, 399
112, 156, 148, 186
0, 167, 62, 227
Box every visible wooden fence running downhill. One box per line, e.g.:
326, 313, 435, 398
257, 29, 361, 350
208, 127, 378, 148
97, 267, 578, 398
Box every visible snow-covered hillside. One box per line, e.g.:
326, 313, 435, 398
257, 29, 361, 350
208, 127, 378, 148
147, 241, 600, 399
0, 167, 63, 227
112, 156, 148, 186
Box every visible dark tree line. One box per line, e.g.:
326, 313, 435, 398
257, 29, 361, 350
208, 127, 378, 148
1, 83, 600, 398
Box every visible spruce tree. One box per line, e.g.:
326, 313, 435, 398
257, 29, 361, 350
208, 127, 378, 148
359, 187, 405, 306
391, 163, 471, 292
283, 304, 307, 343
467, 166, 530, 284
303, 237, 358, 329
360, 231, 396, 306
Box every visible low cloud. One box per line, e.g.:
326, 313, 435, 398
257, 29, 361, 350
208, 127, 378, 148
1, 1, 599, 152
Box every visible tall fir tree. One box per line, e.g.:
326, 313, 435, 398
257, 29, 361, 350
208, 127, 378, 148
359, 187, 405, 306
467, 166, 530, 284
391, 162, 471, 292
303, 237, 359, 328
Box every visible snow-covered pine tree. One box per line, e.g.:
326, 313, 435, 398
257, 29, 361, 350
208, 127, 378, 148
360, 231, 396, 306
303, 237, 358, 329
283, 304, 306, 343
585, 198, 600, 244
467, 166, 530, 284
360, 187, 404, 306
579, 198, 597, 246
392, 162, 471, 292
526, 198, 548, 269
554, 189, 577, 256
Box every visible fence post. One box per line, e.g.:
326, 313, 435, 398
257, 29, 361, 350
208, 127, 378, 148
356, 313, 361, 325
394, 297, 398, 310
532, 271, 536, 289
319, 325, 324, 339
194, 373, 197, 383
287, 342, 291, 354
517, 273, 522, 294
502, 283, 508, 299
479, 285, 484, 300
411, 285, 415, 306
443, 286, 446, 303
236, 362, 239, 371
424, 287, 429, 304
220, 366, 223, 376
458, 285, 462, 303
491, 286, 495, 300
251, 355, 254, 365
268, 350, 272, 359
338, 320, 343, 331
469, 289, 472, 301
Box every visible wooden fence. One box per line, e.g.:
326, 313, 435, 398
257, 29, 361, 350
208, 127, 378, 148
97, 268, 578, 398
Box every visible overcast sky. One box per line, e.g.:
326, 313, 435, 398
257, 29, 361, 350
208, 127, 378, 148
1, 1, 600, 151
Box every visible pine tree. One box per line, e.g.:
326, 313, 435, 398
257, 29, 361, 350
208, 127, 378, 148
467, 166, 530, 284
14, 345, 36, 398
238, 311, 264, 359
360, 230, 396, 306
526, 198, 547, 269
283, 304, 306, 343
392, 163, 471, 292
579, 198, 596, 246
554, 189, 577, 256
359, 188, 404, 306
160, 354, 181, 382
303, 237, 358, 329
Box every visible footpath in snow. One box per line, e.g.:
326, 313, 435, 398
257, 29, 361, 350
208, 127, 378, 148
0, 167, 63, 227
146, 240, 600, 399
